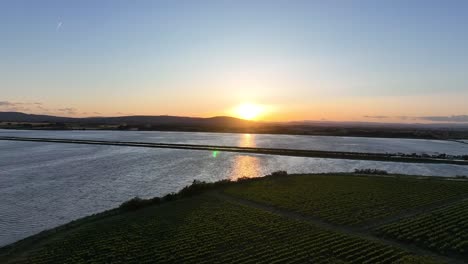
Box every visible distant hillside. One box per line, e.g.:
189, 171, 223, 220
0, 112, 75, 123
2, 111, 468, 139
0, 112, 254, 128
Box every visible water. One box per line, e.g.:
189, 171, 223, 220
0, 130, 467, 247
1, 129, 468, 155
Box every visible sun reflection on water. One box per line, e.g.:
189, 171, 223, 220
239, 133, 256, 148
229, 155, 262, 180
228, 134, 262, 180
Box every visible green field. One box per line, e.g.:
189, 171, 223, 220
1, 173, 468, 263
376, 200, 468, 257
224, 174, 468, 226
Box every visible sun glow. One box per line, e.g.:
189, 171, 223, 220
235, 103, 264, 120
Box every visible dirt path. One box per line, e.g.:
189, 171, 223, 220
213, 192, 466, 264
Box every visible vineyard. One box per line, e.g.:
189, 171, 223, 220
224, 174, 468, 226
0, 195, 426, 264
2, 173, 468, 263
376, 200, 468, 257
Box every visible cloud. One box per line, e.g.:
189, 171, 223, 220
57, 107, 77, 115
1, 101, 43, 108
363, 115, 389, 119
362, 115, 468, 123
419, 115, 468, 122
0, 101, 29, 111
0, 101, 15, 106
56, 21, 63, 31
115, 112, 133, 116
367, 115, 468, 123
0, 101, 84, 116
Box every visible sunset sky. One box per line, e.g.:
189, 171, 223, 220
1, 0, 467, 122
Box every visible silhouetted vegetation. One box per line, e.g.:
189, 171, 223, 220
119, 197, 154, 211
354, 169, 389, 175
270, 170, 288, 177
119, 179, 231, 212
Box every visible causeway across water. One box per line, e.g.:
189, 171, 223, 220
1, 136, 467, 165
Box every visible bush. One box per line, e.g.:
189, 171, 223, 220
271, 171, 288, 177
119, 197, 150, 211
354, 169, 388, 175
236, 177, 251, 182
162, 193, 177, 201
178, 180, 213, 198
149, 197, 162, 205
118, 179, 233, 212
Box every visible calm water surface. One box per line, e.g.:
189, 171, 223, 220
1, 129, 468, 155
0, 130, 467, 246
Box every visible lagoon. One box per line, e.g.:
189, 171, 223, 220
0, 130, 467, 246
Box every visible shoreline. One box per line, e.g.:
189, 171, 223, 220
1, 172, 467, 249
2, 172, 468, 263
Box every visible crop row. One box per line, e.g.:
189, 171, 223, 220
224, 174, 468, 225
5, 194, 426, 263
375, 200, 468, 257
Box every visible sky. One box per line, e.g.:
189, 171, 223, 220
1, 0, 468, 122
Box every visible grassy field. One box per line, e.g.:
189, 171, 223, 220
1, 173, 468, 263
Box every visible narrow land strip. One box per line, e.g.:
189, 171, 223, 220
213, 192, 466, 264
1, 136, 467, 165
452, 140, 468, 146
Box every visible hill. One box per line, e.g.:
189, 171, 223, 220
2, 111, 468, 139
1, 173, 468, 263
0, 112, 253, 127
0, 112, 75, 123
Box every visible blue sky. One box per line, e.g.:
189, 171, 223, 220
1, 0, 467, 122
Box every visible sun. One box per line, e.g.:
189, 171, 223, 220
235, 103, 264, 120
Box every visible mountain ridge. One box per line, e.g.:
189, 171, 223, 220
0, 112, 255, 127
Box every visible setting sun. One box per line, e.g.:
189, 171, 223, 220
235, 103, 264, 120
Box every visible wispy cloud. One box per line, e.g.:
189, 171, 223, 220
0, 101, 15, 106
419, 115, 468, 122
363, 114, 468, 123
0, 101, 30, 112
363, 115, 389, 119
57, 107, 77, 115
56, 21, 63, 31
0, 101, 82, 116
